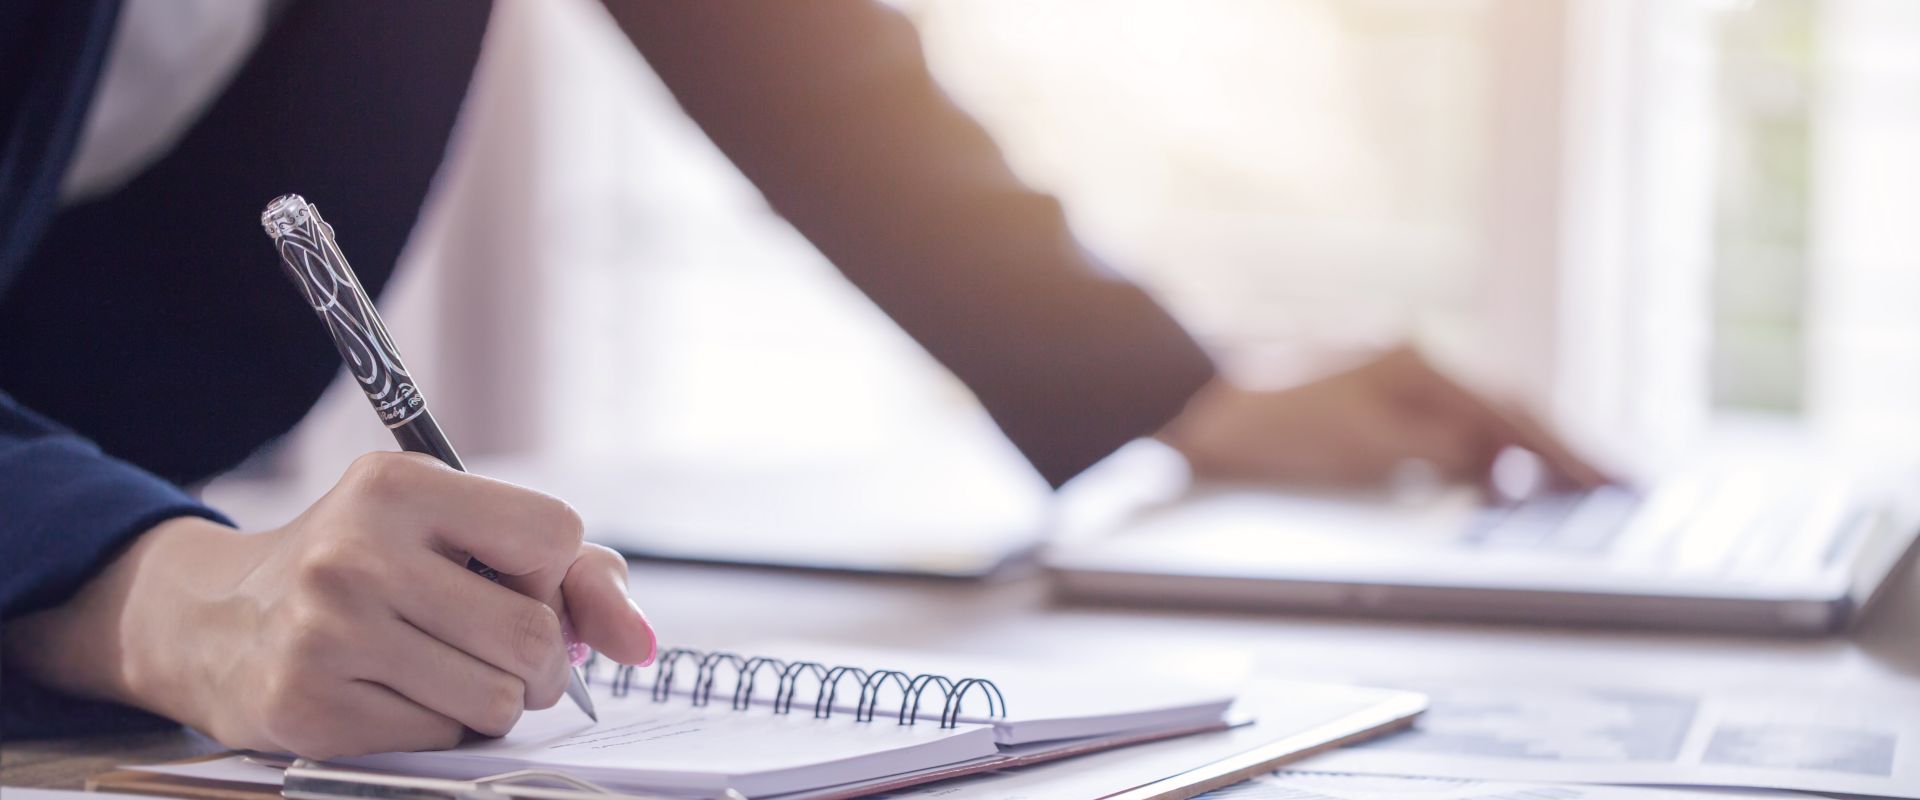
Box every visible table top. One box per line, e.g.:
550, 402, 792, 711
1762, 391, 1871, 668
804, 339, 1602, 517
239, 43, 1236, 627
7, 551, 1916, 790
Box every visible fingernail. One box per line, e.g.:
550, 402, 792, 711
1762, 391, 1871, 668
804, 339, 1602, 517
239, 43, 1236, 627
628, 596, 658, 667
560, 616, 591, 667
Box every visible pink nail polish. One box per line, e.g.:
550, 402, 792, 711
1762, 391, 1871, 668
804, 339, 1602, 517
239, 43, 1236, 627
561, 617, 591, 667
629, 597, 658, 667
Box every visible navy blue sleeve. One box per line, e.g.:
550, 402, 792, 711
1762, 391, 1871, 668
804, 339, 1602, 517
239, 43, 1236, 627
0, 390, 232, 739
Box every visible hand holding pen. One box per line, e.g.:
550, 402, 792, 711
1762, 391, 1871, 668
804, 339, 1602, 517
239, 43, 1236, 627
234, 196, 656, 743
5, 379, 655, 758
0, 200, 654, 761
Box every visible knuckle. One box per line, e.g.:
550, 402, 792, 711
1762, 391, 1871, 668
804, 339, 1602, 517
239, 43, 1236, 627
473, 677, 526, 737
1380, 345, 1436, 380
535, 493, 586, 553
295, 542, 373, 600
524, 663, 567, 711
580, 541, 624, 569
576, 543, 628, 582
343, 451, 421, 502
427, 719, 468, 751
511, 602, 564, 675
1385, 342, 1425, 364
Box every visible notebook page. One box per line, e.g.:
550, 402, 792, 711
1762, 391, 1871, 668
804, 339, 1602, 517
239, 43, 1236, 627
338, 692, 998, 797
732, 641, 1246, 744
765, 680, 1425, 800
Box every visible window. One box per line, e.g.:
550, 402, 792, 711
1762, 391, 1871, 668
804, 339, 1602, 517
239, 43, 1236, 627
895, 0, 1497, 370
1559, 0, 1920, 461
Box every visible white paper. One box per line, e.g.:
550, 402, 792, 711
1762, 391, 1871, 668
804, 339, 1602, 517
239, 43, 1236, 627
1300, 681, 1920, 799
1205, 771, 1811, 800
812, 681, 1422, 800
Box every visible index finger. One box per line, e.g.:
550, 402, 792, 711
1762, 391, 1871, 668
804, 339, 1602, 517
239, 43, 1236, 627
1404, 371, 1611, 490
1489, 405, 1613, 490
1448, 390, 1610, 489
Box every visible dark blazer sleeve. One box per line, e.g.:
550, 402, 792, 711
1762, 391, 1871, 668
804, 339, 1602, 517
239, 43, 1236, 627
0, 392, 231, 739
604, 1, 1217, 487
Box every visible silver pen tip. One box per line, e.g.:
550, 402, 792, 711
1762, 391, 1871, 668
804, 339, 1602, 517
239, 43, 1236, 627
565, 666, 597, 722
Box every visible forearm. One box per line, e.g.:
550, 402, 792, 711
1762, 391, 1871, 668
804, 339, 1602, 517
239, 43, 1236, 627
609, 1, 1216, 485
3, 517, 259, 724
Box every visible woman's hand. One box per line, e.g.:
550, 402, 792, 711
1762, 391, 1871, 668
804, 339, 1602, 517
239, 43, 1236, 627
1158, 346, 1610, 493
4, 452, 656, 759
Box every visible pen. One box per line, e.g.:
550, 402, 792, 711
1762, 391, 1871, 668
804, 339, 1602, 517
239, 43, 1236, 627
260, 194, 598, 723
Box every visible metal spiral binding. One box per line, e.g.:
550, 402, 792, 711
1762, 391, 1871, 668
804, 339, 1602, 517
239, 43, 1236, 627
589, 648, 1007, 729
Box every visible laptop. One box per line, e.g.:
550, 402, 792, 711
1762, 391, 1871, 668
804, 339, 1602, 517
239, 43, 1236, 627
1045, 431, 1920, 633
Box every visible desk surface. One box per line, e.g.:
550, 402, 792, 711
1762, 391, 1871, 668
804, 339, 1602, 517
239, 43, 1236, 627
7, 552, 1917, 790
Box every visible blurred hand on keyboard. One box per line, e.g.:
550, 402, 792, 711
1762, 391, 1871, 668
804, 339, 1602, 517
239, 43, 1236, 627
1157, 345, 1613, 496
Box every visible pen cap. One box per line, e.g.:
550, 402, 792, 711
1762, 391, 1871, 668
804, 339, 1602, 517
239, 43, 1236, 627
261, 194, 427, 428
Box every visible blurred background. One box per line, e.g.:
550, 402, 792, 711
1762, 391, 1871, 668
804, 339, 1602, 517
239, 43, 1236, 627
214, 0, 1920, 514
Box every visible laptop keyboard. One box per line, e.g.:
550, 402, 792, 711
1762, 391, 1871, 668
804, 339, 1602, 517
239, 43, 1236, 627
1462, 473, 1855, 575
1463, 485, 1641, 555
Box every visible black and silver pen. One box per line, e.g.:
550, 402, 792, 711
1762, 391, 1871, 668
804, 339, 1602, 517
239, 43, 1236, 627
260, 194, 597, 722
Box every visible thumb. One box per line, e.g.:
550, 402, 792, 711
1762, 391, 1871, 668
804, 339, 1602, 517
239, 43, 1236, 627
560, 544, 658, 666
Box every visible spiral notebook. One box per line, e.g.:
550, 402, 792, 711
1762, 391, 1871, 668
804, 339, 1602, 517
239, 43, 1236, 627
104, 645, 1427, 800
331, 642, 1250, 798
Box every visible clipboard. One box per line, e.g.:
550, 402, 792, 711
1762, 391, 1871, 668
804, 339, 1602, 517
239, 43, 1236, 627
281, 760, 745, 800
88, 755, 281, 800
87, 757, 746, 800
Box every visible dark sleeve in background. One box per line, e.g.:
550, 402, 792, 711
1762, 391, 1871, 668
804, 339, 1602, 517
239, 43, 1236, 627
604, 0, 1217, 487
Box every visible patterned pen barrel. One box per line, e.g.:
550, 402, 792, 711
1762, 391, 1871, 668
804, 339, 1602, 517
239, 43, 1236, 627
261, 194, 598, 722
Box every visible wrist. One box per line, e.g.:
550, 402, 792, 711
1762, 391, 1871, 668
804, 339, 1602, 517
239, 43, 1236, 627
1153, 376, 1244, 471
4, 516, 259, 723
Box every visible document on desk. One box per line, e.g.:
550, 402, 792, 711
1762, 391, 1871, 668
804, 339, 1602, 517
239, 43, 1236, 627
1300, 680, 1920, 799
1203, 771, 1812, 800
837, 681, 1427, 800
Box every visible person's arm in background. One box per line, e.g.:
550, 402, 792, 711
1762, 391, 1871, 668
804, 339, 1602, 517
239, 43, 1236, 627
601, 1, 1605, 491
605, 0, 1212, 488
